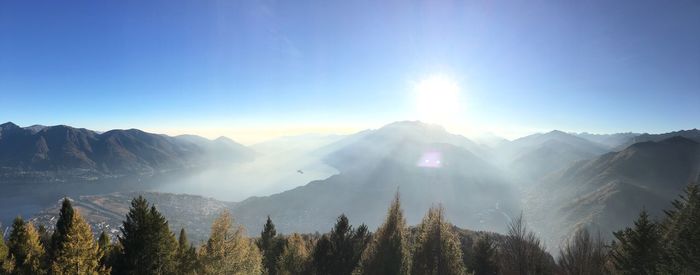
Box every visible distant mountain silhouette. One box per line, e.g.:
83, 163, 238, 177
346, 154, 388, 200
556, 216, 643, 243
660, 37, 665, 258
5, 120, 700, 254
322, 121, 491, 171
528, 136, 700, 250
573, 132, 640, 149
499, 130, 609, 181
613, 129, 700, 150
231, 121, 519, 234
0, 122, 255, 180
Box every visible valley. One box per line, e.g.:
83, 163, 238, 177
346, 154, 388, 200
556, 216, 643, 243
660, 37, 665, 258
2, 121, 698, 253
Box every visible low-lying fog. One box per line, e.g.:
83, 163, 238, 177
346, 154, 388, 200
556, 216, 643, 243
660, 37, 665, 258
156, 134, 342, 201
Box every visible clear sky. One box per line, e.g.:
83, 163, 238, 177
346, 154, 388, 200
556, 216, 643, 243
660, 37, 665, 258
1, 0, 699, 144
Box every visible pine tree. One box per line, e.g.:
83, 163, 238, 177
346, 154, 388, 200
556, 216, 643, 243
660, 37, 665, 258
176, 228, 199, 275
49, 198, 74, 262
311, 234, 332, 275
660, 183, 700, 273
258, 216, 282, 275
354, 193, 410, 275
411, 206, 466, 275
311, 214, 364, 275
352, 224, 371, 270
556, 228, 607, 275
276, 234, 311, 275
499, 214, 554, 275
36, 225, 51, 252
116, 196, 178, 275
7, 217, 45, 275
610, 210, 662, 275
471, 234, 498, 275
201, 210, 262, 275
96, 232, 111, 269
49, 210, 109, 275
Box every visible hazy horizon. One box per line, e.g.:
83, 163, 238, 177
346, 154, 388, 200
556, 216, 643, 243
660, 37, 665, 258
5, 119, 697, 146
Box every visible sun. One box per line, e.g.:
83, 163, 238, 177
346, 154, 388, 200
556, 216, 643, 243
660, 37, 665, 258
414, 75, 461, 125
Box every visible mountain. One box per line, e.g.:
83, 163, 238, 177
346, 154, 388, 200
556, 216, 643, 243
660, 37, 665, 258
613, 129, 700, 150
230, 121, 519, 234
527, 136, 700, 250
322, 121, 491, 172
175, 134, 257, 162
0, 122, 255, 181
573, 132, 641, 149
500, 130, 610, 181
471, 133, 510, 149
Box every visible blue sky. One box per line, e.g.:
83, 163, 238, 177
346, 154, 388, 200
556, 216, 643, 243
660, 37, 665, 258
1, 0, 699, 143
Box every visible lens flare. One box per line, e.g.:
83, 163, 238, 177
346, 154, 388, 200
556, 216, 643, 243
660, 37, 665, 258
417, 151, 442, 168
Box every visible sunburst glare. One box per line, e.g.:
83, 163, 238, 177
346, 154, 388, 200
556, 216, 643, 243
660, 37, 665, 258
414, 75, 461, 125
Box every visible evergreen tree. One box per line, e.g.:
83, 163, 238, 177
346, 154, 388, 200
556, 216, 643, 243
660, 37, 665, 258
258, 216, 282, 275
201, 210, 262, 275
499, 214, 554, 275
660, 183, 700, 273
7, 217, 45, 275
176, 228, 199, 275
411, 206, 466, 275
36, 225, 51, 253
49, 210, 109, 275
96, 232, 111, 269
610, 210, 662, 275
49, 198, 74, 262
352, 224, 371, 270
276, 234, 311, 275
556, 228, 607, 275
312, 214, 364, 275
311, 234, 332, 275
354, 193, 410, 275
471, 235, 498, 275
116, 196, 178, 275
329, 214, 355, 275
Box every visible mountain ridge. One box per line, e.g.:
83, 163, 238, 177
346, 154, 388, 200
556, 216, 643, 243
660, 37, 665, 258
0, 122, 255, 181
527, 135, 700, 251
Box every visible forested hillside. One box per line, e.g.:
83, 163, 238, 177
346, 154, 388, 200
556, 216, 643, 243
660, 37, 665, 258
1, 185, 698, 275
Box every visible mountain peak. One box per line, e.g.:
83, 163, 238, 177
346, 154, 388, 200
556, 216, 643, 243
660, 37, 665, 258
24, 125, 47, 133
0, 122, 20, 130
215, 136, 233, 142
545, 130, 570, 137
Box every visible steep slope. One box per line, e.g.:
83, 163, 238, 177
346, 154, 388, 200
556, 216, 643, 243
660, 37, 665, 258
574, 132, 640, 149
0, 122, 254, 180
527, 136, 700, 250
614, 129, 700, 150
231, 121, 519, 234
499, 130, 610, 181
323, 121, 491, 171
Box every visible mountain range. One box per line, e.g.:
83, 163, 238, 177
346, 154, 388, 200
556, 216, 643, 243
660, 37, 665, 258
527, 135, 700, 250
232, 121, 519, 234
0, 122, 255, 181
2, 121, 699, 253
